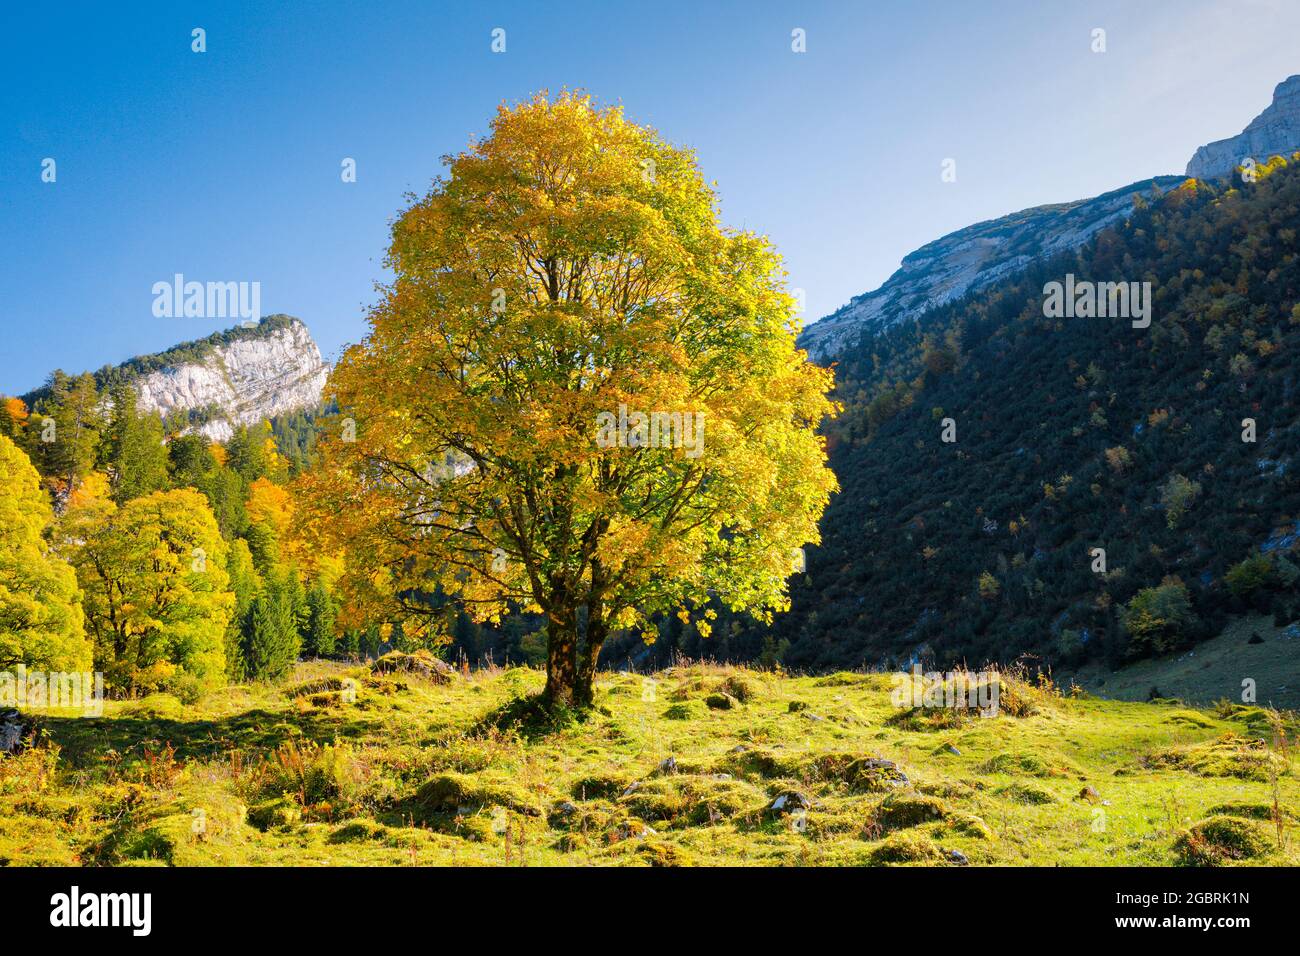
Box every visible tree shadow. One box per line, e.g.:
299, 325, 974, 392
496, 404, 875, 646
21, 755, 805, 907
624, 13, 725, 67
469, 692, 591, 741
37, 707, 391, 769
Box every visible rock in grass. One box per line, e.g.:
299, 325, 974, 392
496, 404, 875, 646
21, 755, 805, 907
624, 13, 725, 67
873, 794, 950, 831
943, 848, 970, 865
371, 650, 456, 684
705, 692, 739, 710
868, 831, 944, 864
0, 709, 33, 754
550, 800, 580, 820
1174, 816, 1273, 865
613, 820, 656, 841
806, 753, 910, 792
770, 791, 813, 814
413, 772, 540, 817
247, 796, 302, 831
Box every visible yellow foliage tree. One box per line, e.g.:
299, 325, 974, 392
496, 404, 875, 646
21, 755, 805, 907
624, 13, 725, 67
58, 489, 234, 691
308, 92, 838, 705
0, 435, 90, 672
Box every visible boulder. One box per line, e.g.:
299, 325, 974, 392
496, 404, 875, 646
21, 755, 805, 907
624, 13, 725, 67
371, 650, 456, 684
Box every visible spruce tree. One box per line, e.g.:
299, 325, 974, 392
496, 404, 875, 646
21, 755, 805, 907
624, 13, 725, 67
243, 570, 300, 681
305, 580, 337, 656
106, 382, 169, 504
224, 539, 259, 681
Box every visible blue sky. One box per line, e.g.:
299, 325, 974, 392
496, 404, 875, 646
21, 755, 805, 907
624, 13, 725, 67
2, 0, 1298, 394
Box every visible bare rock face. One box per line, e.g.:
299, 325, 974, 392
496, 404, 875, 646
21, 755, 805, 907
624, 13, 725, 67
1187, 75, 1300, 181
798, 177, 1181, 362
133, 317, 329, 441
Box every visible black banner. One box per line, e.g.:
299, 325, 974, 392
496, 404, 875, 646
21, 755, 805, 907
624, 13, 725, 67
0, 865, 1281, 942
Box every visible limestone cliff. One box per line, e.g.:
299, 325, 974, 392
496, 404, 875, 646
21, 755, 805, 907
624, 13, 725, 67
127, 316, 329, 441
1186, 75, 1300, 180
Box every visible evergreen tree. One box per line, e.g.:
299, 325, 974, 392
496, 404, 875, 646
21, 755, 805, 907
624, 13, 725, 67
196, 465, 249, 540
168, 433, 217, 488
305, 580, 337, 656
225, 425, 268, 483
105, 382, 169, 504
224, 538, 259, 681
243, 569, 300, 681
30, 371, 102, 494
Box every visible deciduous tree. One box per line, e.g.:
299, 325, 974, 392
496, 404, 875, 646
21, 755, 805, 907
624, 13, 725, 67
310, 92, 837, 706
59, 489, 233, 690
0, 435, 90, 672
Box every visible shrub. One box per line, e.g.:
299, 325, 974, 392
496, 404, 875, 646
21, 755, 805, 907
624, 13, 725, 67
1123, 578, 1195, 656
1158, 473, 1202, 528
1225, 554, 1277, 601
1174, 816, 1271, 865
867, 831, 943, 864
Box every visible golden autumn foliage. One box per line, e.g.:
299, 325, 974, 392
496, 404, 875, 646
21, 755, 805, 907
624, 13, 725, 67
0, 435, 90, 672
304, 92, 838, 704
67, 470, 111, 509
247, 477, 294, 539
57, 489, 233, 690
3, 396, 28, 427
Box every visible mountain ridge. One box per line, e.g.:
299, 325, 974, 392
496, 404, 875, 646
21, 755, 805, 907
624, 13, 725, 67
800, 74, 1300, 364
798, 176, 1183, 362
19, 315, 330, 442
1187, 74, 1300, 180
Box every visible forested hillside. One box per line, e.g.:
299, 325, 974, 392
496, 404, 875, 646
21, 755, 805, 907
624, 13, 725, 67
736, 156, 1300, 672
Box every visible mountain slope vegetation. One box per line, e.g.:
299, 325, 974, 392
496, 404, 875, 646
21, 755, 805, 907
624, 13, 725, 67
785, 157, 1300, 673
623, 157, 1300, 677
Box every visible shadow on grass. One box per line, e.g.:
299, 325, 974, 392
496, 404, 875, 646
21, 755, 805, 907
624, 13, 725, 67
470, 692, 593, 741
37, 708, 390, 769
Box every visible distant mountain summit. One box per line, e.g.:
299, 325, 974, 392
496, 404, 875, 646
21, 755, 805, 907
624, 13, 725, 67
800, 74, 1300, 363
1187, 75, 1300, 180
797, 177, 1181, 362
131, 316, 330, 441
22, 315, 330, 442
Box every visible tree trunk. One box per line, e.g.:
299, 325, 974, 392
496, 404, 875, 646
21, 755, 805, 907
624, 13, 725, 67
543, 605, 579, 707
575, 616, 608, 709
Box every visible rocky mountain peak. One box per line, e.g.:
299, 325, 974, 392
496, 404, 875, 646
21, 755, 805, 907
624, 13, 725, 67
1186, 74, 1300, 180
129, 315, 330, 441
797, 177, 1181, 362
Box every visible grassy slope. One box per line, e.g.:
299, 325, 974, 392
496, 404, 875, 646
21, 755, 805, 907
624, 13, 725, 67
1, 660, 1295, 867
1068, 615, 1300, 710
